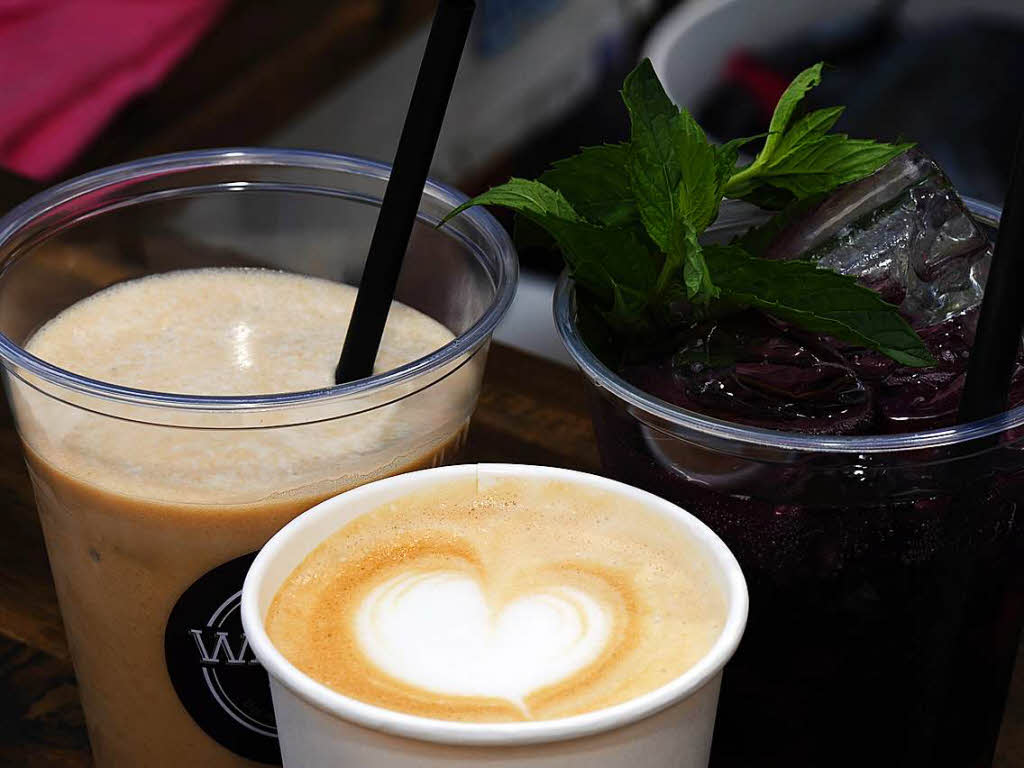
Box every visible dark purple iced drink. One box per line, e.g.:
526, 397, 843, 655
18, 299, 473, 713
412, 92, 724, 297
556, 165, 1024, 767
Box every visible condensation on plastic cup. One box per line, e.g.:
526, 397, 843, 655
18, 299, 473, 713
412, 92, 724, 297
242, 464, 748, 768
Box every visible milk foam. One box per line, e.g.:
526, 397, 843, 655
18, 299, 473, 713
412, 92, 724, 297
265, 476, 728, 723
19, 268, 464, 505
356, 571, 611, 713
25, 267, 454, 396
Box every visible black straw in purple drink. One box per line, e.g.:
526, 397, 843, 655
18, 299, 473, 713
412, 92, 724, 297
958, 118, 1024, 423
335, 0, 475, 384
903, 116, 1024, 768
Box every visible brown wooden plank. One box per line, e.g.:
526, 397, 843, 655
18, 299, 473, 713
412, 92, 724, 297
467, 344, 600, 473
0, 430, 66, 661
0, 637, 89, 767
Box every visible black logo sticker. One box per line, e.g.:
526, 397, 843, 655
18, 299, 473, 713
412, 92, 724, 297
165, 552, 281, 764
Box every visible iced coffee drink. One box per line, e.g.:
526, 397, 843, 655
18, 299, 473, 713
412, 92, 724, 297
13, 268, 477, 766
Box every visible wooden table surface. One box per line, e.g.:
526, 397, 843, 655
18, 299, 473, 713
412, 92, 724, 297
0, 344, 1022, 765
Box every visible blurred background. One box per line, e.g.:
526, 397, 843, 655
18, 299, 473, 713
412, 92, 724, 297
1, 0, 1022, 362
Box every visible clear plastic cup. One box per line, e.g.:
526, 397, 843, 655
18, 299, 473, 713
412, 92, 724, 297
554, 198, 1024, 767
0, 149, 517, 767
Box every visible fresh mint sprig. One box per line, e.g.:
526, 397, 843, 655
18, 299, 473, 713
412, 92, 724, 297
443, 59, 933, 367
722, 63, 914, 207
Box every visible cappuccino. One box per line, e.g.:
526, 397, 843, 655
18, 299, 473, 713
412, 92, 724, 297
265, 475, 727, 722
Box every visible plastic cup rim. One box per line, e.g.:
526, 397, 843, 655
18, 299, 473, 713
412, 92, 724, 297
0, 148, 518, 414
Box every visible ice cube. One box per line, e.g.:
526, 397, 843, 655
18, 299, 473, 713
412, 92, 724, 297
765, 149, 991, 329
766, 149, 937, 260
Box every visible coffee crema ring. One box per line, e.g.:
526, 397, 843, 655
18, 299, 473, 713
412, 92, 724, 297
326, 539, 639, 720
265, 478, 727, 724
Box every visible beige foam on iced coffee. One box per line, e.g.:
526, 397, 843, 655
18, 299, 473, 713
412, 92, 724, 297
265, 476, 727, 723
21, 268, 462, 504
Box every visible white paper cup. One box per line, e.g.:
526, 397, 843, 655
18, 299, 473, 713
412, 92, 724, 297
242, 464, 748, 768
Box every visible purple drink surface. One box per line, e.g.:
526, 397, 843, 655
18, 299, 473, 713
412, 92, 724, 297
622, 307, 1024, 437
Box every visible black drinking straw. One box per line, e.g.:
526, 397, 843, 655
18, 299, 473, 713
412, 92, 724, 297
335, 0, 475, 384
958, 119, 1024, 423
904, 118, 1024, 765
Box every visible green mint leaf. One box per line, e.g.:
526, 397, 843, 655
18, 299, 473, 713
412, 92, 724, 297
539, 144, 638, 227
674, 109, 721, 232
441, 177, 579, 225
760, 137, 914, 199
657, 218, 717, 303
718, 134, 767, 156
772, 106, 845, 156
558, 221, 658, 335
622, 59, 681, 253
620, 60, 721, 300
723, 62, 913, 205
552, 221, 658, 305
609, 283, 652, 333
709, 133, 770, 205
705, 244, 935, 367
512, 214, 558, 256
440, 178, 660, 333
531, 217, 659, 334
443, 62, 935, 371
683, 243, 715, 303
713, 134, 763, 184
621, 58, 677, 123
714, 144, 740, 191
762, 62, 824, 159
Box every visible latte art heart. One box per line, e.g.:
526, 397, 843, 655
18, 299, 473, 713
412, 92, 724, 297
355, 570, 612, 709
265, 477, 727, 722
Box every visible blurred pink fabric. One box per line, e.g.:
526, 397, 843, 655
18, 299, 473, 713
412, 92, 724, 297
0, 0, 230, 180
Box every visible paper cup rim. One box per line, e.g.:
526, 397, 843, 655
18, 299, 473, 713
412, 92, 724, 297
241, 463, 749, 747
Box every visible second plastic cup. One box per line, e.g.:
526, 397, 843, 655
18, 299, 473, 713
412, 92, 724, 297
554, 198, 1024, 767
